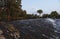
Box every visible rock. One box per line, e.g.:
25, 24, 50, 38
0, 22, 20, 39
10, 18, 57, 39
0, 18, 57, 39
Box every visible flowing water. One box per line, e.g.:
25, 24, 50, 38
0, 18, 59, 39
10, 18, 60, 39
45, 18, 60, 39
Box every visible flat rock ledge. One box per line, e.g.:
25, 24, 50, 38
0, 19, 58, 39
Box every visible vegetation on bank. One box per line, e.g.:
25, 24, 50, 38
0, 0, 59, 22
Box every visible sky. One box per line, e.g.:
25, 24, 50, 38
22, 0, 60, 14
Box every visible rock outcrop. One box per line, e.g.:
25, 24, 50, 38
0, 22, 20, 39
0, 19, 57, 39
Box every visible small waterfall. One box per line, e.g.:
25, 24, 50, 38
46, 18, 60, 39
46, 18, 55, 23
46, 18, 56, 28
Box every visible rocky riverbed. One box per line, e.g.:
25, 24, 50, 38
0, 18, 60, 39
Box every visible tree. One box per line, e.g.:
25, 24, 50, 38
49, 11, 59, 18
42, 14, 49, 18
0, 0, 23, 21
37, 9, 43, 17
7, 0, 21, 20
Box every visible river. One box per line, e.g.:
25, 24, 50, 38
10, 18, 60, 39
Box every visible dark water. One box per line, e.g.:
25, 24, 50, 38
54, 19, 60, 39
45, 19, 60, 39
55, 19, 60, 32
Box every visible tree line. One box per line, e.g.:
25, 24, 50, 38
0, 0, 60, 21
37, 9, 60, 19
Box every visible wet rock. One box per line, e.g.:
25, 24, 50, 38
0, 18, 57, 39
10, 18, 57, 39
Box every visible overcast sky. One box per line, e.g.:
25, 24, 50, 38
22, 0, 60, 14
